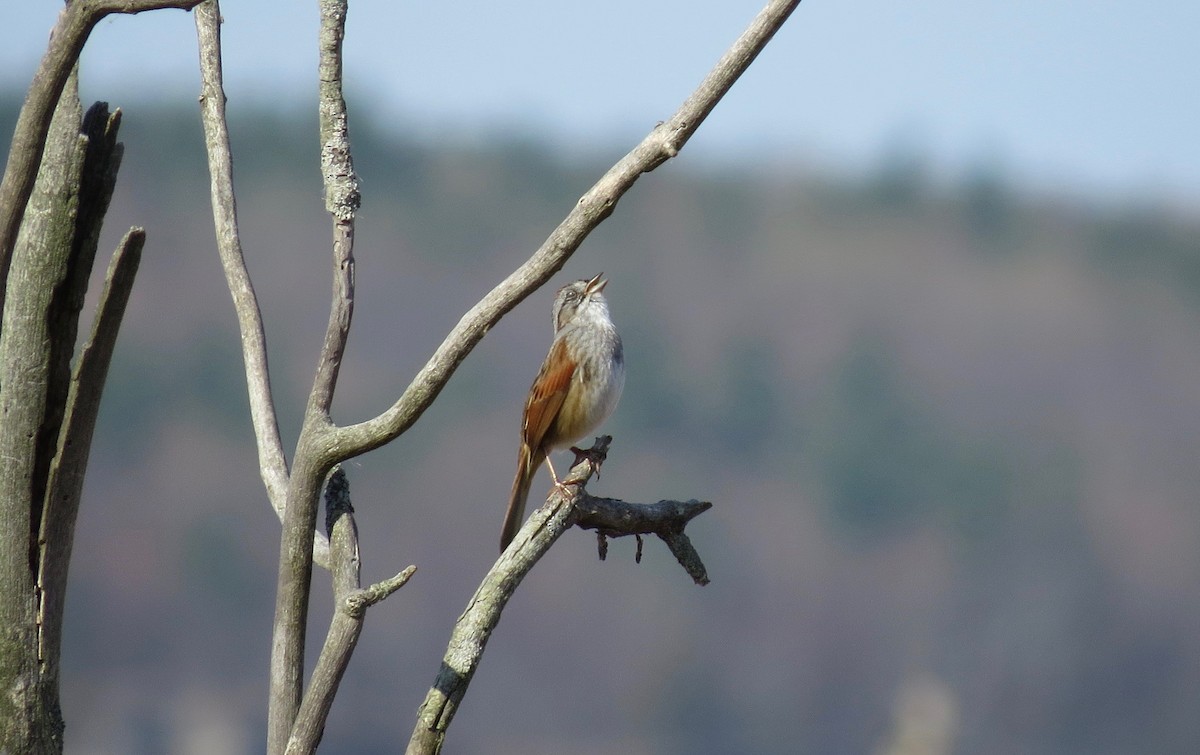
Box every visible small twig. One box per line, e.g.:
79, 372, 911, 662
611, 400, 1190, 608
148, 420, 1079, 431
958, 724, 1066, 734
347, 568, 417, 616
573, 496, 712, 585
659, 529, 710, 587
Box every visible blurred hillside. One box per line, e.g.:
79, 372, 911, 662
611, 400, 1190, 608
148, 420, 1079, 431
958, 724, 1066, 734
4, 94, 1200, 754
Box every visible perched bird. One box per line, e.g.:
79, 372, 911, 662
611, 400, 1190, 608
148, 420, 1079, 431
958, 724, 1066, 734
500, 274, 624, 551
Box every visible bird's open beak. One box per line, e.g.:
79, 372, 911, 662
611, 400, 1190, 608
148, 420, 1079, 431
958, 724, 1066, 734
586, 273, 608, 294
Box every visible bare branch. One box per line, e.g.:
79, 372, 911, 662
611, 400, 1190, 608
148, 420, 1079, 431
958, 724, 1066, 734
412, 6, 804, 748
574, 496, 713, 586
30, 98, 126, 625
88, 0, 201, 11
0, 0, 201, 312
193, 0, 290, 513
0, 78, 90, 752
285, 469, 415, 755
659, 529, 710, 586
331, 0, 803, 462
5, 65, 140, 754
269, 0, 360, 749
308, 0, 360, 418
39, 227, 144, 683
268, 455, 325, 755
574, 496, 712, 535
193, 4, 353, 744
405, 447, 605, 755
349, 569, 417, 614
404, 434, 711, 753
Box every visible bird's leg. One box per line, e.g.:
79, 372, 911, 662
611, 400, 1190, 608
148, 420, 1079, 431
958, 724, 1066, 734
543, 455, 575, 494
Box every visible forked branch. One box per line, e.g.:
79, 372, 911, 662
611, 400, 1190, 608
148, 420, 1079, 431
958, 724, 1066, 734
268, 0, 364, 750
188, 1, 795, 753
285, 469, 415, 755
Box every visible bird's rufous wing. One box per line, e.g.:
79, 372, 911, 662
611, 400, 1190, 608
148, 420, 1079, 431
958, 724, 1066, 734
522, 337, 573, 451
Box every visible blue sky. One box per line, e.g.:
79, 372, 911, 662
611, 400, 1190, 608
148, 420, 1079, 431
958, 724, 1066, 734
5, 1, 1199, 204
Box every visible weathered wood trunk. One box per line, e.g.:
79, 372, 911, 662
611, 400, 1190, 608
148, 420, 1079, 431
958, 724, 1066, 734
0, 71, 132, 755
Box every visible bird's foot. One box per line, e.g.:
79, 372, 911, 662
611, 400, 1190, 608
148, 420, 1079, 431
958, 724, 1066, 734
570, 444, 606, 478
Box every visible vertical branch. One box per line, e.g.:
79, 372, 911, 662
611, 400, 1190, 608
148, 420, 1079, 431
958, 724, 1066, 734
34, 97, 125, 596
0, 67, 88, 755
0, 72, 126, 753
268, 0, 359, 751
267, 457, 326, 755
284, 469, 361, 755
1, 8, 199, 749
192, 2, 341, 747
194, 3, 361, 743
191, 1, 331, 751
311, 0, 360, 417
193, 0, 290, 511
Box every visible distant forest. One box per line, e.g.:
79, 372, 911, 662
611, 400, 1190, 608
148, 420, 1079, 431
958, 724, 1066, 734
3, 91, 1198, 754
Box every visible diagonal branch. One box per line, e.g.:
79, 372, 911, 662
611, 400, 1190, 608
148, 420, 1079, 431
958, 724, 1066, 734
331, 0, 803, 462
405, 437, 711, 753
405, 445, 606, 755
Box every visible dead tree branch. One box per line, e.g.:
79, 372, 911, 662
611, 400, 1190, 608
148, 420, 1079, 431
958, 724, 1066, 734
193, 0, 291, 519
0, 0, 201, 313
285, 469, 415, 755
405, 443, 609, 755
402, 7, 805, 746
406, 438, 712, 753
37, 226, 144, 687
187, 0, 794, 752
331, 0, 803, 461
0, 72, 131, 753
575, 495, 713, 586
264, 0, 365, 749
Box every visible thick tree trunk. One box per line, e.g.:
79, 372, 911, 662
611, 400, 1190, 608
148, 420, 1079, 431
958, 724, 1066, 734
0, 72, 126, 755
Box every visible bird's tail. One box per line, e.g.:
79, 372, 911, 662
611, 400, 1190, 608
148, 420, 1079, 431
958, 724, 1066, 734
500, 446, 540, 551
